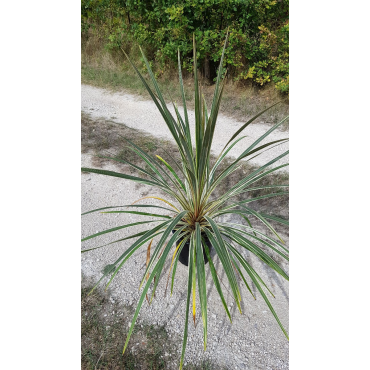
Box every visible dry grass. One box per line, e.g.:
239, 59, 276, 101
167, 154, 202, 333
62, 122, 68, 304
82, 278, 172, 370
81, 113, 176, 170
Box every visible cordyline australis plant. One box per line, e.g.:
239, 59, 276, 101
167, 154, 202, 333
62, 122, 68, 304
81, 34, 289, 369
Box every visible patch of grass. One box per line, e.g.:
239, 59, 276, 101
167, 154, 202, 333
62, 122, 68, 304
82, 113, 179, 168
81, 280, 174, 370
82, 64, 148, 96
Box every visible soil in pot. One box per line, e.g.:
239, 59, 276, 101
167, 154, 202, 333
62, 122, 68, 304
173, 231, 213, 266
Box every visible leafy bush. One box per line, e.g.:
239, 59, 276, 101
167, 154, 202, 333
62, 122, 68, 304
81, 36, 289, 369
81, 0, 289, 93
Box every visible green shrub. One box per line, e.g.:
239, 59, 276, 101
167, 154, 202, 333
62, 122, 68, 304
81, 0, 289, 93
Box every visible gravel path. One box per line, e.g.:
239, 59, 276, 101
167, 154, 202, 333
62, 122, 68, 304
81, 84, 289, 172
81, 154, 289, 370
81, 84, 289, 369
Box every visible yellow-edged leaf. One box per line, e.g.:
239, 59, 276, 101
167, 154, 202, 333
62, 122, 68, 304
192, 242, 196, 326
192, 287, 196, 326
146, 239, 153, 280
164, 238, 186, 296
145, 239, 153, 304
131, 196, 180, 212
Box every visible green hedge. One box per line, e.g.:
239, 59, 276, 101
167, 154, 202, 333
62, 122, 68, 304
82, 0, 289, 93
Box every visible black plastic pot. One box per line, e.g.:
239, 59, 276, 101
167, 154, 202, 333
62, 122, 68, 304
173, 230, 213, 266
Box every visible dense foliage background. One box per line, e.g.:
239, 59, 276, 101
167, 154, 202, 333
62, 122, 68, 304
81, 0, 289, 93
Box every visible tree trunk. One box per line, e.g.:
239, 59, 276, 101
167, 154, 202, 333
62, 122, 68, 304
204, 55, 211, 82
